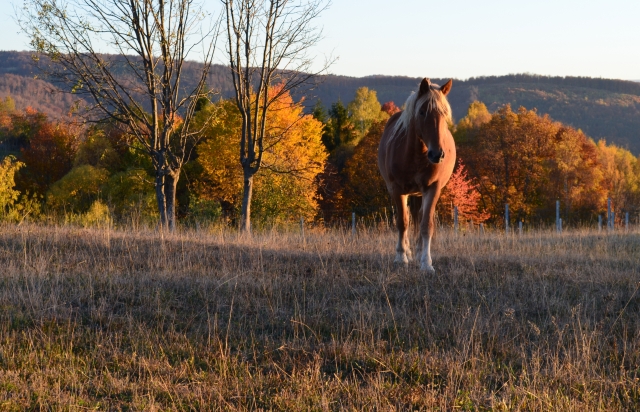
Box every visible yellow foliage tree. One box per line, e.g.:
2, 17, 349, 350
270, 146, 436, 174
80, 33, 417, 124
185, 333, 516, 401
194, 88, 327, 226
0, 156, 24, 220
347, 87, 389, 143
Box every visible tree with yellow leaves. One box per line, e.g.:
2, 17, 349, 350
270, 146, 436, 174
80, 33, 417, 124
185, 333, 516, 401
194, 88, 326, 226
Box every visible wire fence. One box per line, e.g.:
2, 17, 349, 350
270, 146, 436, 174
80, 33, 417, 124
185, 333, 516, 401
315, 197, 640, 237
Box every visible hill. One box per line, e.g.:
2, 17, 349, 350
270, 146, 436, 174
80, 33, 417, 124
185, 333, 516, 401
2, 50, 640, 153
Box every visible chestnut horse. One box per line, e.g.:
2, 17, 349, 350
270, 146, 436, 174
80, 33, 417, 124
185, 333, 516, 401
378, 78, 455, 273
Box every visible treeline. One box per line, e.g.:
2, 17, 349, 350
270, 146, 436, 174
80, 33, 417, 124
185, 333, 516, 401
1, 86, 639, 229
3, 50, 640, 155
462, 74, 640, 96
455, 102, 640, 226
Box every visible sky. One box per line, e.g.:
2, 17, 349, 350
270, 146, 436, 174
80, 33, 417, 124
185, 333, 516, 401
2, 0, 639, 80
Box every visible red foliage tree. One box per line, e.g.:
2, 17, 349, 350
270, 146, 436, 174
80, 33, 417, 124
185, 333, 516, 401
438, 160, 490, 225
18, 118, 79, 195
381, 101, 400, 116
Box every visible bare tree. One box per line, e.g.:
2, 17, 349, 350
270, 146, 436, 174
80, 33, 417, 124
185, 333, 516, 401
20, 0, 219, 231
222, 0, 331, 232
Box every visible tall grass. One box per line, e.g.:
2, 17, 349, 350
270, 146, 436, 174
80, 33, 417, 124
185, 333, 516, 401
0, 223, 638, 410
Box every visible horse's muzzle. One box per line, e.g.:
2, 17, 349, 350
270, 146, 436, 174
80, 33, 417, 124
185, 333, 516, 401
427, 149, 445, 164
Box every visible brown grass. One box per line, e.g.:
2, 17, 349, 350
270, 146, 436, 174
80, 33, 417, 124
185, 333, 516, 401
0, 223, 639, 410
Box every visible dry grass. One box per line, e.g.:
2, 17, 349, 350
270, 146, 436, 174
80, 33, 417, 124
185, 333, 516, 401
0, 223, 639, 410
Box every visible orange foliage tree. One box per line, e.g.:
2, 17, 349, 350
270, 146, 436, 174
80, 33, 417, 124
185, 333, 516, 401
458, 105, 559, 223
193, 88, 326, 226
596, 140, 640, 221
438, 160, 490, 225
336, 120, 391, 220
456, 102, 614, 224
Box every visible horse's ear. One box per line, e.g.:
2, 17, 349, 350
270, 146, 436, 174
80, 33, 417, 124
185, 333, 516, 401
440, 79, 453, 96
419, 78, 431, 96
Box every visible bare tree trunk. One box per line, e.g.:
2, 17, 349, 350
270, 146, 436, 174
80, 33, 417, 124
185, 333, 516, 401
165, 172, 179, 232
240, 169, 254, 233
155, 173, 168, 229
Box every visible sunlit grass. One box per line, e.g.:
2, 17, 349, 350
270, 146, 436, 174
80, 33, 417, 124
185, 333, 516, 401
0, 223, 638, 410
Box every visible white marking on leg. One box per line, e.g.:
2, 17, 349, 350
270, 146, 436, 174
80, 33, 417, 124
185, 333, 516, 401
419, 188, 439, 274
420, 234, 435, 274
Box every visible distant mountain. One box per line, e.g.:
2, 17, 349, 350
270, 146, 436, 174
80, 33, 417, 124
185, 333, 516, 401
2, 50, 640, 153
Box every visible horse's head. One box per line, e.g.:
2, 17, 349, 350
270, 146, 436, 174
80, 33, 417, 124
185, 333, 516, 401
414, 78, 452, 164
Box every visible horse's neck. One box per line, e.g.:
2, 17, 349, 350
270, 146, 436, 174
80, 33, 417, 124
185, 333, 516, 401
404, 121, 421, 150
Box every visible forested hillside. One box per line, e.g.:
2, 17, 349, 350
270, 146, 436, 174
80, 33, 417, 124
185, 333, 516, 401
2, 50, 640, 153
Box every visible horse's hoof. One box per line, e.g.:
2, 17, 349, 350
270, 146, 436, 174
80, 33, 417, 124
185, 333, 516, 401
420, 263, 435, 274
394, 253, 409, 265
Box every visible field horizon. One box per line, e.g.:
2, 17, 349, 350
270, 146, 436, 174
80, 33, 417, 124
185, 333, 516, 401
0, 223, 639, 410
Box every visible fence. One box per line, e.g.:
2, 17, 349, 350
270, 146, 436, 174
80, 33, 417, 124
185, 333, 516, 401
319, 197, 638, 236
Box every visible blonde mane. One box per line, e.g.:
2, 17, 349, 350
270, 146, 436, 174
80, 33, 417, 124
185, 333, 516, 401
392, 83, 452, 138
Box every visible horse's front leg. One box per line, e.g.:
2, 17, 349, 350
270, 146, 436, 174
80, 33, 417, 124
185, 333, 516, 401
419, 186, 442, 274
393, 193, 411, 264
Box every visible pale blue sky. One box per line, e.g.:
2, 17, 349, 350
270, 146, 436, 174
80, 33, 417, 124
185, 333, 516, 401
2, 0, 639, 80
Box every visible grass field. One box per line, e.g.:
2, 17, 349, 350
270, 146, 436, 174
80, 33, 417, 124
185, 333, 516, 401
0, 223, 639, 410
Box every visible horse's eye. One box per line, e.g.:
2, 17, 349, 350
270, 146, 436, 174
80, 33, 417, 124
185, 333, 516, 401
419, 110, 426, 117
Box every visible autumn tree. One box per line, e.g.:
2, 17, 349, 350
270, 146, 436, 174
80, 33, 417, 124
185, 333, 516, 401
457, 104, 557, 222
222, 0, 330, 232
347, 87, 388, 142
545, 127, 606, 222
191, 99, 244, 219
21, 0, 219, 231
194, 89, 326, 226
453, 101, 491, 144
381, 101, 400, 116
0, 156, 24, 220
18, 119, 79, 196
596, 140, 640, 219
0, 107, 49, 153
437, 160, 490, 225
338, 120, 390, 219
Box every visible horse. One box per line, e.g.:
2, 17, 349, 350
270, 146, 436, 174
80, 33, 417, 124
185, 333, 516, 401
378, 78, 456, 274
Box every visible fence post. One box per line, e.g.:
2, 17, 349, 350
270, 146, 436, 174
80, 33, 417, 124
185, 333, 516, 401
518, 220, 523, 235
598, 215, 602, 232
300, 217, 305, 237
607, 198, 612, 231
480, 223, 484, 235
352, 212, 356, 235
625, 212, 629, 232
454, 206, 459, 233
611, 212, 615, 231
505, 204, 509, 234
556, 200, 560, 233
559, 218, 562, 234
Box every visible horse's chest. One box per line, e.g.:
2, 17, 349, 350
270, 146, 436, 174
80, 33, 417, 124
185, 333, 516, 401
390, 158, 437, 192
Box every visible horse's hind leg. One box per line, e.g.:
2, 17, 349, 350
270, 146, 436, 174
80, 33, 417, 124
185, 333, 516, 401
419, 186, 442, 274
393, 193, 411, 264
408, 195, 422, 258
